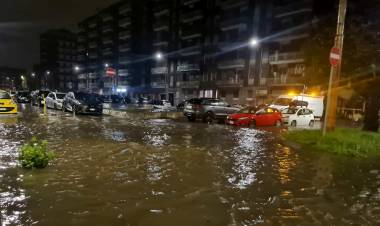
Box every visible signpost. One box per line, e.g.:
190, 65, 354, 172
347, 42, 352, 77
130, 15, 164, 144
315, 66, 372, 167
329, 47, 341, 67
106, 67, 116, 77
323, 0, 347, 135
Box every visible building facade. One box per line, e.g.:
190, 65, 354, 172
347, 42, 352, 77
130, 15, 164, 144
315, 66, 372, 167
77, 0, 153, 95
149, 0, 315, 105
76, 0, 316, 105
40, 29, 77, 90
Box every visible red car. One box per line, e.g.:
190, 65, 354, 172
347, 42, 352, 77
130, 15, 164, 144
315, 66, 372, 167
226, 107, 283, 127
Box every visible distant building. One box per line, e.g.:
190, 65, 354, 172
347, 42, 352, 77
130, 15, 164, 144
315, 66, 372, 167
76, 0, 153, 95
40, 29, 77, 91
0, 66, 27, 90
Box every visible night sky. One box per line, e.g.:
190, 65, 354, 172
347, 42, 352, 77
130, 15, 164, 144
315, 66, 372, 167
0, 0, 118, 71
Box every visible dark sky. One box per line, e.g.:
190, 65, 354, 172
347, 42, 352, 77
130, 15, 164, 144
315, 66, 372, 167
0, 0, 118, 71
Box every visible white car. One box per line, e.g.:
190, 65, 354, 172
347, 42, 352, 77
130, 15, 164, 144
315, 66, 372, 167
281, 108, 315, 127
45, 92, 66, 110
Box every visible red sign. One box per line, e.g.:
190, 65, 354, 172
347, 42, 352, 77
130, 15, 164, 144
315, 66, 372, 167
106, 67, 116, 77
330, 47, 341, 67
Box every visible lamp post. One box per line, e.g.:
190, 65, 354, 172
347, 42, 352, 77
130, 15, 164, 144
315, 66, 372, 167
155, 52, 167, 100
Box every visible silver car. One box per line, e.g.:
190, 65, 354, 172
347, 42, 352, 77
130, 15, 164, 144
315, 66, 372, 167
45, 92, 66, 110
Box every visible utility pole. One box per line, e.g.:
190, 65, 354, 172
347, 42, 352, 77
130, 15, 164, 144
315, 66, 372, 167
323, 0, 347, 135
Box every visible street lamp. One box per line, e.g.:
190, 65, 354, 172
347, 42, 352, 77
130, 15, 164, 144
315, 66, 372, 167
249, 38, 259, 48
74, 66, 80, 72
155, 52, 163, 61
104, 63, 109, 68
31, 73, 36, 78
46, 70, 50, 75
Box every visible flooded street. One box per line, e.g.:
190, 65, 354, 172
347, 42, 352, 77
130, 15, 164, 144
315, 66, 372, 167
1, 105, 380, 226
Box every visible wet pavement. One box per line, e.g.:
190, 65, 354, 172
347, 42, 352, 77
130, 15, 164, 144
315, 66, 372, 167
1, 104, 380, 226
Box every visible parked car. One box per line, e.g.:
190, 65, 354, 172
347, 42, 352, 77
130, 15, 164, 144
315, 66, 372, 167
62, 92, 103, 115
0, 90, 17, 114
124, 96, 138, 104
16, 91, 31, 103
45, 92, 66, 110
226, 107, 282, 127
31, 90, 50, 107
183, 98, 240, 123
281, 107, 315, 127
177, 100, 189, 111
138, 97, 149, 105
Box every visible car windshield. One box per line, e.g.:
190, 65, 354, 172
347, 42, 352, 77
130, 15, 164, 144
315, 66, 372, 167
239, 108, 254, 114
56, 94, 66, 99
75, 93, 101, 102
273, 98, 293, 106
282, 108, 298, 114
0, 92, 11, 99
18, 92, 29, 97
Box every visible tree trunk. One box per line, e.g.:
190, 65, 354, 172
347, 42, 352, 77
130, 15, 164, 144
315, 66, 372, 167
362, 96, 380, 132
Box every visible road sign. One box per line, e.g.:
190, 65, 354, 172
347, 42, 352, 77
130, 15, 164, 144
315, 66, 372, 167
330, 47, 341, 67
106, 67, 116, 77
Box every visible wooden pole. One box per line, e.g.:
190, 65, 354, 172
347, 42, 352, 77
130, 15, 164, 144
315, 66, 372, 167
323, 0, 347, 135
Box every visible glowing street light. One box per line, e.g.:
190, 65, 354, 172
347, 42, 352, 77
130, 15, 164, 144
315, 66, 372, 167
46, 70, 50, 75
105, 63, 109, 68
31, 72, 36, 77
155, 52, 163, 61
249, 38, 259, 47
74, 66, 80, 71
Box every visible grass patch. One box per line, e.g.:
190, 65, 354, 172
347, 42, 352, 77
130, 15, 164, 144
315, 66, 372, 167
284, 128, 380, 157
20, 137, 55, 169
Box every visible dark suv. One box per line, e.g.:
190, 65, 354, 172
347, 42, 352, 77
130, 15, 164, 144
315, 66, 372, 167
183, 98, 240, 123
62, 92, 103, 115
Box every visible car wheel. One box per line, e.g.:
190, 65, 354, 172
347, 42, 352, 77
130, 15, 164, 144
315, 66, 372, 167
275, 120, 282, 127
309, 120, 315, 127
249, 120, 256, 128
203, 112, 214, 124
291, 120, 297, 127
187, 116, 196, 122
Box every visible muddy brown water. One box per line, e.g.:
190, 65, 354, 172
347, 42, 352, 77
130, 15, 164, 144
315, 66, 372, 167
1, 105, 380, 225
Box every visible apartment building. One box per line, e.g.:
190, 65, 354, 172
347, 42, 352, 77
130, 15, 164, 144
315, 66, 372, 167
40, 29, 77, 90
149, 0, 314, 105
77, 0, 152, 95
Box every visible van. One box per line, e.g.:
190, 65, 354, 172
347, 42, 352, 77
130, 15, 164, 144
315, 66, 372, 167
270, 94, 324, 119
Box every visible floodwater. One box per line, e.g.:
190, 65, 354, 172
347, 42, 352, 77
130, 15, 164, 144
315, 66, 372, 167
1, 105, 380, 226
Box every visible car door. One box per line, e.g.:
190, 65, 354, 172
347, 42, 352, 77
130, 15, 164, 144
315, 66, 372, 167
254, 109, 267, 126
297, 109, 309, 126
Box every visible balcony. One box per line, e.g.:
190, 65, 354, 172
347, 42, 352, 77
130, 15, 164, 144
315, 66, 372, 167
118, 81, 129, 86
104, 82, 113, 88
118, 69, 129, 77
181, 27, 202, 40
119, 31, 131, 40
176, 80, 200, 89
153, 41, 169, 47
220, 17, 247, 31
88, 53, 98, 59
259, 76, 301, 86
177, 64, 200, 72
78, 74, 87, 79
219, 0, 247, 10
216, 79, 244, 87
151, 82, 167, 89
181, 10, 203, 23
183, 0, 200, 6
269, 52, 305, 65
119, 45, 131, 52
154, 8, 169, 17
102, 25, 113, 33
88, 32, 97, 38
119, 18, 131, 27
102, 15, 113, 22
102, 49, 113, 56
89, 42, 97, 49
217, 59, 245, 69
151, 67, 168, 74
119, 4, 131, 15
274, 0, 313, 18
154, 20, 169, 31
102, 39, 113, 45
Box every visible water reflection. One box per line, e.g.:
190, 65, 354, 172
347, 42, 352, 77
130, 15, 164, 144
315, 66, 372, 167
0, 106, 379, 225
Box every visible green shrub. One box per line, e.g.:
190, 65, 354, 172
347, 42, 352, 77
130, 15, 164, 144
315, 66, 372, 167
20, 137, 55, 169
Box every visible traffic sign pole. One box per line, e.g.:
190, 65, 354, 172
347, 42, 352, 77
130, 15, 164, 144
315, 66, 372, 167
323, 0, 347, 135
